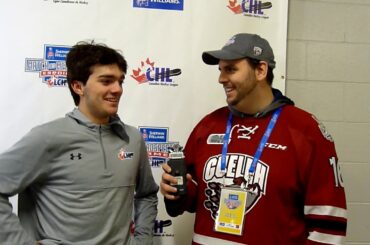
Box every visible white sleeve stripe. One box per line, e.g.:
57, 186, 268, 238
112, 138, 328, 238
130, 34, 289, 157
193, 233, 246, 245
309, 231, 345, 244
304, 205, 347, 218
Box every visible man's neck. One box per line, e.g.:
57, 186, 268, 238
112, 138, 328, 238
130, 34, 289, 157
235, 88, 274, 115
77, 107, 109, 125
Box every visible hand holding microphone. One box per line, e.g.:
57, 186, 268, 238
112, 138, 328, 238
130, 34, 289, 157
160, 144, 188, 199
167, 144, 187, 195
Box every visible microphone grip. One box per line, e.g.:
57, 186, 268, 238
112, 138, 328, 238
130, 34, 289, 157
168, 158, 187, 195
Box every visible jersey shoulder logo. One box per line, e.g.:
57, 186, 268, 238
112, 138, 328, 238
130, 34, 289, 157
312, 115, 334, 142
207, 124, 259, 145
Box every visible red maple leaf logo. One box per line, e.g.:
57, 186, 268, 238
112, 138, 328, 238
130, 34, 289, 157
130, 58, 155, 84
227, 0, 242, 14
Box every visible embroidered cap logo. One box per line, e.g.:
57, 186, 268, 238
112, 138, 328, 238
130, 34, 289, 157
253, 46, 263, 56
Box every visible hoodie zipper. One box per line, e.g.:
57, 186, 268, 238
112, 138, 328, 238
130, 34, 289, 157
99, 126, 108, 169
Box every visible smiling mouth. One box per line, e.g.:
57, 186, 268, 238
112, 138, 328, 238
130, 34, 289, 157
105, 98, 119, 103
224, 87, 234, 95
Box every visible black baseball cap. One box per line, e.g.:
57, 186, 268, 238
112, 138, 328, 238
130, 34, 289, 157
202, 33, 276, 68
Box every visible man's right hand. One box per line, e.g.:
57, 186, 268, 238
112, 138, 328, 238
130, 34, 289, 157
160, 163, 192, 200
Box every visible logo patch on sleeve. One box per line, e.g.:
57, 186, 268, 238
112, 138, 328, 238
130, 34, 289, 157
312, 115, 334, 142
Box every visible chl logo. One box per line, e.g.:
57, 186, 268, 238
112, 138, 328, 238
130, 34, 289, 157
70, 153, 82, 160
227, 0, 272, 17
130, 58, 178, 86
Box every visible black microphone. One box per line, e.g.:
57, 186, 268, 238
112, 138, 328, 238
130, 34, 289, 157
167, 144, 187, 195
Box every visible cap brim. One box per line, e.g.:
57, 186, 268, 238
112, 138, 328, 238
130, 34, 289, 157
202, 50, 246, 65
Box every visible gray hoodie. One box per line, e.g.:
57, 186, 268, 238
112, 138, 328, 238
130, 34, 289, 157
0, 109, 158, 245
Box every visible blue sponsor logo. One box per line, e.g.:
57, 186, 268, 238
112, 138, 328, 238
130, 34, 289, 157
133, 0, 184, 11
140, 127, 168, 143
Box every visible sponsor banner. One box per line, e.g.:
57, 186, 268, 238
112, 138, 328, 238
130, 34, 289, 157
1, 1, 288, 244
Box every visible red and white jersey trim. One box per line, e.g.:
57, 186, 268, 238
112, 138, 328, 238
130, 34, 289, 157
308, 231, 345, 244
193, 233, 246, 245
304, 205, 347, 218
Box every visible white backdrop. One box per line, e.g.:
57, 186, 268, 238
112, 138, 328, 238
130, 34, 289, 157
0, 1, 288, 244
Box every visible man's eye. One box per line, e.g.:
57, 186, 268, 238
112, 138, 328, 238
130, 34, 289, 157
101, 80, 111, 85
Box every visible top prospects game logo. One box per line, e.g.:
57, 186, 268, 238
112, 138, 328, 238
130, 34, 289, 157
139, 127, 179, 167
25, 45, 70, 87
227, 0, 272, 18
131, 58, 181, 86
133, 0, 184, 11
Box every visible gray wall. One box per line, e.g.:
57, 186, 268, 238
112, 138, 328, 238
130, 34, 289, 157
286, 0, 370, 244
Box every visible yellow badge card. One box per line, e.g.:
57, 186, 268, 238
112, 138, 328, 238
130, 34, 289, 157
214, 188, 248, 236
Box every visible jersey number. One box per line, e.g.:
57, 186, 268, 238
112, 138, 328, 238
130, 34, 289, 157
329, 157, 344, 187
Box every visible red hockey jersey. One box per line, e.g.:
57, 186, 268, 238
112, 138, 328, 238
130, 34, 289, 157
167, 103, 347, 245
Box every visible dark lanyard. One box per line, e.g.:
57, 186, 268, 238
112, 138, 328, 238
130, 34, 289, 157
220, 107, 283, 176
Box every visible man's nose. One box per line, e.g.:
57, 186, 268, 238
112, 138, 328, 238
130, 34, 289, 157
111, 81, 123, 93
218, 72, 228, 84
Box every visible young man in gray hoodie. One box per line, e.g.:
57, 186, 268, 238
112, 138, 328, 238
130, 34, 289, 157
0, 42, 158, 245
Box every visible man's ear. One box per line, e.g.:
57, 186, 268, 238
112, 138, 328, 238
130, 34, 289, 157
71, 80, 84, 96
255, 61, 268, 81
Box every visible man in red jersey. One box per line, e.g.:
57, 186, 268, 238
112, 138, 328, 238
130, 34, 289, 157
160, 33, 347, 244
